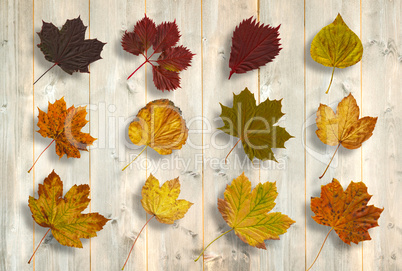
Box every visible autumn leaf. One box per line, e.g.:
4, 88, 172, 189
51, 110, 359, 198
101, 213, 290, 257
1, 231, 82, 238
35, 16, 105, 84
310, 13, 363, 94
195, 173, 294, 261
228, 17, 281, 79
316, 93, 377, 178
307, 179, 383, 270
218, 87, 292, 163
122, 174, 192, 270
122, 99, 188, 171
28, 97, 96, 173
121, 15, 194, 91
28, 170, 109, 263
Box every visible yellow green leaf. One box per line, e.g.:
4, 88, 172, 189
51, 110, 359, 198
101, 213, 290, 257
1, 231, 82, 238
195, 173, 294, 261
218, 172, 294, 248
28, 170, 109, 263
310, 14, 363, 94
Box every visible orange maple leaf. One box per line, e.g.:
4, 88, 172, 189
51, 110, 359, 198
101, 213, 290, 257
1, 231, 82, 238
316, 93, 377, 178
28, 97, 96, 172
28, 170, 109, 263
307, 178, 383, 270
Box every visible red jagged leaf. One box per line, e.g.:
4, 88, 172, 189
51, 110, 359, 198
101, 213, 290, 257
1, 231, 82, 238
228, 17, 281, 79
157, 46, 194, 72
35, 16, 105, 84
121, 15, 194, 91
121, 14, 156, 56
152, 21, 180, 53
152, 66, 180, 91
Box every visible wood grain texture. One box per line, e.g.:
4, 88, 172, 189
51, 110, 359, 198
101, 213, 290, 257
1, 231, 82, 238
0, 0, 400, 270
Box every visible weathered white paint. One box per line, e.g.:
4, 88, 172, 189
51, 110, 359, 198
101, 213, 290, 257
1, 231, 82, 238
0, 0, 400, 270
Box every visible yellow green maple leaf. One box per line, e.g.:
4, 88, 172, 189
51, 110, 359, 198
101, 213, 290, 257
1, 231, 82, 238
195, 173, 294, 261
28, 170, 109, 263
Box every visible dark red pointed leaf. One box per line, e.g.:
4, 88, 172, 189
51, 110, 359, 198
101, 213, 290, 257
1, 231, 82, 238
228, 17, 281, 79
156, 46, 194, 72
152, 66, 180, 91
152, 21, 180, 53
36, 16, 105, 81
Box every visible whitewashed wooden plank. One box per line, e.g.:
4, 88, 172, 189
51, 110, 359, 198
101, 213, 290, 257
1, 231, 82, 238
89, 1, 148, 271
145, 1, 203, 270
201, 1, 259, 270
362, 1, 401, 270
0, 0, 34, 270
32, 1, 91, 270
305, 1, 363, 270
258, 0, 305, 270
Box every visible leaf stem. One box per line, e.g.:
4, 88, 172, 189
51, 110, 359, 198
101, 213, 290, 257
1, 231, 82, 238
194, 228, 234, 262
122, 146, 147, 171
225, 138, 241, 164
33, 63, 57, 85
28, 139, 55, 173
319, 143, 340, 179
325, 67, 336, 94
306, 228, 334, 271
122, 215, 155, 270
28, 228, 51, 264
127, 60, 148, 80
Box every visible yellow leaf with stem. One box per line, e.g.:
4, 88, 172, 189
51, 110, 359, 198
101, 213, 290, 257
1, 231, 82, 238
310, 13, 363, 94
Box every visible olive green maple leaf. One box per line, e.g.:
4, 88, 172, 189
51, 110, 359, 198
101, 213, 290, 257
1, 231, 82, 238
218, 87, 292, 163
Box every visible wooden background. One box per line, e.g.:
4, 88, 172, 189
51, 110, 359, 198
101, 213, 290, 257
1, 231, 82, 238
1, 0, 401, 270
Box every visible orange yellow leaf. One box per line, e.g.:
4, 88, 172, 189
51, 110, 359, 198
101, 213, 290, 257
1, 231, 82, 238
37, 97, 96, 158
316, 93, 377, 178
122, 174, 193, 269
28, 170, 109, 248
141, 174, 193, 224
128, 99, 188, 155
311, 178, 383, 245
316, 93, 377, 149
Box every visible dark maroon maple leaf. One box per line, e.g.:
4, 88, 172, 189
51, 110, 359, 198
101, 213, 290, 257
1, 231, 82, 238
121, 14, 194, 91
35, 16, 105, 84
228, 17, 281, 79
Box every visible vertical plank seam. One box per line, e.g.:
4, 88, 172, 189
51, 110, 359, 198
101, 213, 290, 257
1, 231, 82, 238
144, 2, 148, 271
32, 0, 35, 269
360, 0, 364, 269
88, 0, 92, 269
257, 1, 261, 269
200, 0, 205, 269
303, 0, 307, 269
